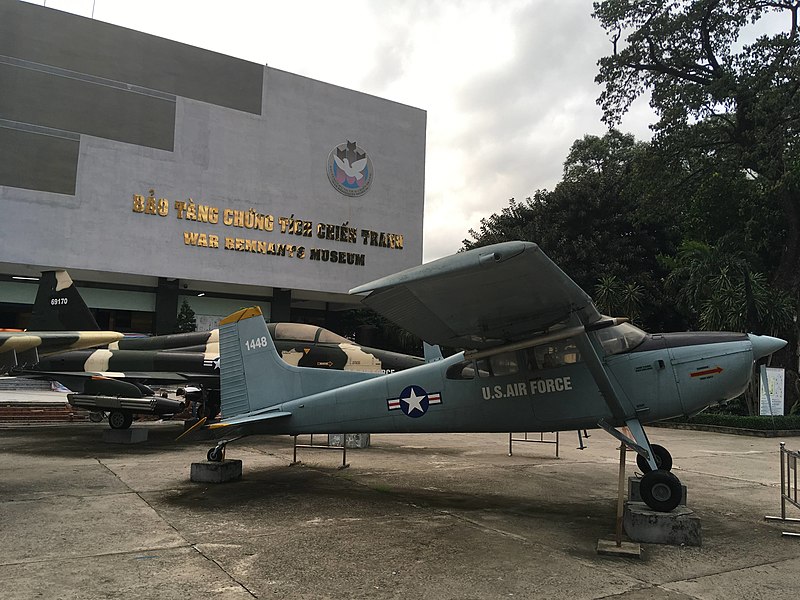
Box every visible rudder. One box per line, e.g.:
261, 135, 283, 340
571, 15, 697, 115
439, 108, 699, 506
29, 271, 99, 331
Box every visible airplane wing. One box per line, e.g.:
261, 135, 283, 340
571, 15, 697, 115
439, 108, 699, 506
0, 331, 124, 372
350, 241, 602, 350
28, 370, 209, 381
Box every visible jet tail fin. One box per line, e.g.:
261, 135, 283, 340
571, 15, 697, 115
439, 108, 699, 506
218, 307, 378, 419
29, 271, 99, 331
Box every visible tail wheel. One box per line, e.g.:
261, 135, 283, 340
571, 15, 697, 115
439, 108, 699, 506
640, 469, 682, 512
207, 446, 224, 462
108, 410, 133, 430
637, 443, 673, 473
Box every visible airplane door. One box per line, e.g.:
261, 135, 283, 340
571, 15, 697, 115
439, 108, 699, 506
606, 334, 681, 421
525, 340, 605, 426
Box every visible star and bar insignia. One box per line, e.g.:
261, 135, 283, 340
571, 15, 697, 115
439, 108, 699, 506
387, 385, 442, 418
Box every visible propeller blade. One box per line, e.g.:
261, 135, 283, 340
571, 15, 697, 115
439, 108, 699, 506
176, 416, 207, 441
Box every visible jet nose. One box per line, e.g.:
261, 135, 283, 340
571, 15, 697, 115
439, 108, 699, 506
748, 334, 787, 360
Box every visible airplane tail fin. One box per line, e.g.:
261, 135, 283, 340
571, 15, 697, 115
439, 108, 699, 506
423, 342, 444, 363
29, 271, 99, 331
218, 307, 377, 419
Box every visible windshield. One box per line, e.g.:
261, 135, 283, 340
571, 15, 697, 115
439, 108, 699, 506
595, 322, 647, 356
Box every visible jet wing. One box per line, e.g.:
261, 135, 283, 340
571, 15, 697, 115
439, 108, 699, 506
27, 370, 217, 385
350, 241, 601, 350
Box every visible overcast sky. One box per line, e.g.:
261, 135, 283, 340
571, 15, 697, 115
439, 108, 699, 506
25, 1, 670, 260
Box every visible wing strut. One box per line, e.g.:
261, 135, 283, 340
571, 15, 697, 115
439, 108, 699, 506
574, 329, 658, 470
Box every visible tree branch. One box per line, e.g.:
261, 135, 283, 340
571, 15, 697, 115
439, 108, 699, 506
700, 0, 724, 78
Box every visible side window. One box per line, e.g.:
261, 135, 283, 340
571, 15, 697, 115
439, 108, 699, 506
446, 360, 476, 380
490, 351, 519, 376
533, 339, 582, 369
525, 347, 541, 371
477, 352, 519, 377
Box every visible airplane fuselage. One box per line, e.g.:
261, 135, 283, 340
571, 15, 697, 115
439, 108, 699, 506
231, 331, 756, 436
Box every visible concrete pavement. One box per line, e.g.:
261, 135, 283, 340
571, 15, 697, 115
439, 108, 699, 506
1, 423, 799, 599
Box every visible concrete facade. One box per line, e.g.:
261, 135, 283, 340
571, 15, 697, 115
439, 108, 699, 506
0, 0, 426, 330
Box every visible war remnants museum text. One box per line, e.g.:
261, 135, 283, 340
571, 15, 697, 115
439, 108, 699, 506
131, 190, 405, 268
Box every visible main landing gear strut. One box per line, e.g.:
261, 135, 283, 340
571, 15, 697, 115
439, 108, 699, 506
599, 419, 682, 512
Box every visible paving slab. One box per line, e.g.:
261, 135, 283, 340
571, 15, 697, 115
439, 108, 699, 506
0, 424, 799, 599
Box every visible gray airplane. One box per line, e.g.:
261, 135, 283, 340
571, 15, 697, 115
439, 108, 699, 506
201, 241, 786, 513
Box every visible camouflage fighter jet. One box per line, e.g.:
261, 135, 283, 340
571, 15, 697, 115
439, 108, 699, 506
21, 274, 423, 428
201, 241, 786, 513
0, 271, 123, 373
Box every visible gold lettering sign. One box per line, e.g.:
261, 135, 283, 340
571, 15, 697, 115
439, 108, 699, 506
132, 189, 410, 269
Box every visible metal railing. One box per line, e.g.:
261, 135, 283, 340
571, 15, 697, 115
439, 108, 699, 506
508, 432, 559, 457
290, 434, 350, 469
764, 442, 800, 537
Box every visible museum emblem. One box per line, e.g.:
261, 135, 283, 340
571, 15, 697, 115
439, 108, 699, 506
327, 140, 374, 197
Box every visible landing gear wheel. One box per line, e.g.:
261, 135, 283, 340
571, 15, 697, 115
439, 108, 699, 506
108, 410, 133, 430
89, 411, 105, 423
207, 446, 224, 462
637, 444, 672, 473
640, 469, 682, 512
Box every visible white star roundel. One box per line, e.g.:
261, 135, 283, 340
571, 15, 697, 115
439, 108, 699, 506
386, 385, 442, 418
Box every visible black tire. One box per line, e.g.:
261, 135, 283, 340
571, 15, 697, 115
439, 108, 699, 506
207, 446, 223, 462
637, 444, 672, 473
640, 469, 682, 512
88, 411, 105, 423
108, 410, 133, 430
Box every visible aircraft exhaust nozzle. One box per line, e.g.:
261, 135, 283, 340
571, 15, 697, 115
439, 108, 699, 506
748, 334, 787, 360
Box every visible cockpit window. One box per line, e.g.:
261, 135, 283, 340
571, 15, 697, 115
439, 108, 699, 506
595, 322, 647, 355
317, 329, 350, 344
272, 323, 319, 342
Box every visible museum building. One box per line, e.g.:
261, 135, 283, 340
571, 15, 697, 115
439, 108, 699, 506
0, 0, 426, 333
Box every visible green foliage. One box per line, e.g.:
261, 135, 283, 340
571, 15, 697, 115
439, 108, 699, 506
175, 299, 197, 333
662, 238, 794, 334
594, 275, 645, 324
464, 129, 684, 331
669, 413, 800, 431
593, 0, 800, 293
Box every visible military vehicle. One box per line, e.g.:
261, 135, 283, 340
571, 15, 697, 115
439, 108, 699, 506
18, 273, 423, 428
0, 271, 123, 373
201, 241, 786, 513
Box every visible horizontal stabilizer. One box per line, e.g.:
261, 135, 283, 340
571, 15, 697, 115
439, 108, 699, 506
208, 410, 292, 430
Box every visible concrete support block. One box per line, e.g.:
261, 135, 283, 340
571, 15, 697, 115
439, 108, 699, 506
103, 428, 148, 444
628, 476, 687, 505
623, 502, 701, 547
191, 459, 242, 483
328, 433, 370, 448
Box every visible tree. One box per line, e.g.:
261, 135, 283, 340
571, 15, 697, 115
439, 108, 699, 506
175, 299, 197, 333
594, 0, 800, 291
663, 238, 793, 333
464, 130, 683, 331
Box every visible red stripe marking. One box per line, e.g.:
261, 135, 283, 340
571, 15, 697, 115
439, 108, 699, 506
690, 366, 723, 377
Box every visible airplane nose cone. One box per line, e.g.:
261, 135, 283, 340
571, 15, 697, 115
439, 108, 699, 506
748, 334, 787, 360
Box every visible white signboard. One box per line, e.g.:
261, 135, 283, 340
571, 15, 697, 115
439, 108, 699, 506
759, 366, 785, 416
